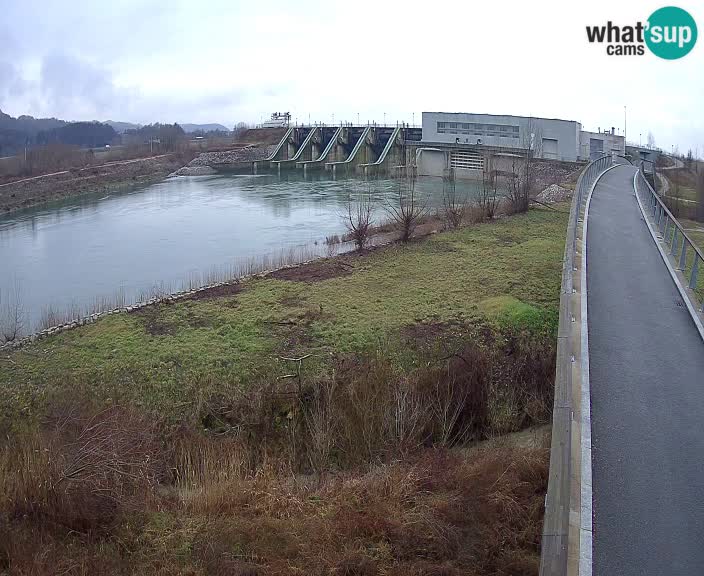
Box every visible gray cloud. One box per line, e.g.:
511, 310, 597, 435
39, 52, 128, 119
0, 0, 701, 152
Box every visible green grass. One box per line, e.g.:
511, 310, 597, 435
679, 218, 704, 252
665, 185, 697, 202
0, 207, 568, 421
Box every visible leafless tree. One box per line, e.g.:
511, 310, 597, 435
344, 186, 375, 251
0, 280, 25, 343
386, 168, 427, 242
686, 149, 694, 170
441, 168, 467, 229
233, 122, 249, 141
647, 132, 656, 149
477, 155, 501, 220
505, 118, 542, 214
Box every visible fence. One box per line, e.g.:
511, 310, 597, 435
540, 153, 613, 576
635, 168, 704, 309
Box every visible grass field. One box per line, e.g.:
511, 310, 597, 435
0, 205, 568, 575
0, 206, 567, 423
679, 218, 704, 251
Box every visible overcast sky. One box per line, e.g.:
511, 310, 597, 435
1, 0, 702, 153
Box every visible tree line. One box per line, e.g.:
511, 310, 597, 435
0, 110, 194, 159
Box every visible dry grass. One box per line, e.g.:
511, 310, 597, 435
1, 414, 549, 575
0, 332, 553, 575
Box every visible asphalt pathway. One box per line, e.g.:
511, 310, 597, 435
588, 164, 704, 576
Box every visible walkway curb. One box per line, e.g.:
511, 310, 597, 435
577, 163, 621, 576
540, 154, 616, 576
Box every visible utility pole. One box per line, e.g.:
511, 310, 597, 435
624, 105, 627, 145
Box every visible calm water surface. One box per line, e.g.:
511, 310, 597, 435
0, 172, 482, 330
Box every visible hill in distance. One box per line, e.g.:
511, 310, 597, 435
180, 123, 230, 133
104, 120, 141, 133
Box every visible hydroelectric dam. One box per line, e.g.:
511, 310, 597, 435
244, 125, 422, 176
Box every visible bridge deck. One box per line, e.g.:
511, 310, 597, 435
587, 164, 704, 575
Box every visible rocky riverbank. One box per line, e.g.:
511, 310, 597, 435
170, 145, 277, 176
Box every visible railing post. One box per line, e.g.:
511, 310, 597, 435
671, 228, 679, 257
690, 257, 700, 290
679, 240, 688, 271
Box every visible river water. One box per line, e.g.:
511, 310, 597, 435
0, 172, 482, 332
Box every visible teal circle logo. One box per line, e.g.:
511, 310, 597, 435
645, 6, 698, 59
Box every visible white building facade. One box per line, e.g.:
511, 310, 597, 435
579, 129, 625, 160
418, 112, 625, 178
422, 112, 583, 162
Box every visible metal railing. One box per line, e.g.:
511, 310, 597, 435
540, 153, 613, 576
635, 167, 704, 310
572, 155, 614, 245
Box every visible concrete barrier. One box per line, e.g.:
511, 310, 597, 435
540, 155, 614, 576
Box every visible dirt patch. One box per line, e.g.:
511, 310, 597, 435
269, 258, 355, 283
181, 282, 243, 301
185, 310, 213, 329
235, 127, 287, 146
136, 307, 177, 336
278, 293, 306, 308
494, 233, 518, 246
401, 318, 493, 354
271, 307, 330, 357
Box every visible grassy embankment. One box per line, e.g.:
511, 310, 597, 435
660, 165, 704, 302
0, 206, 568, 575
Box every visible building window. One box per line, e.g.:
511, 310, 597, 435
436, 121, 520, 139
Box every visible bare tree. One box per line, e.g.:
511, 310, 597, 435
344, 186, 374, 251
441, 168, 466, 229
233, 122, 249, 141
505, 118, 542, 214
386, 168, 427, 242
647, 132, 656, 149
0, 280, 25, 343
477, 155, 501, 220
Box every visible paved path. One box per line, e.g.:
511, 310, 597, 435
587, 164, 704, 576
